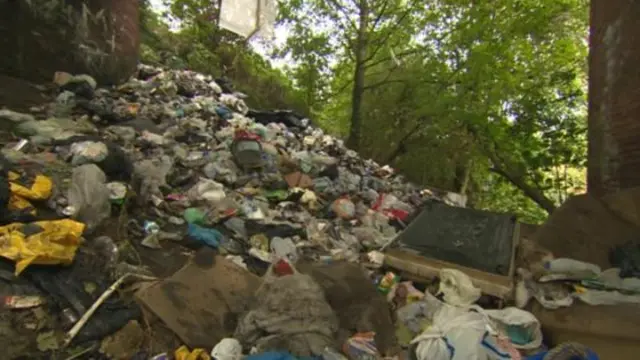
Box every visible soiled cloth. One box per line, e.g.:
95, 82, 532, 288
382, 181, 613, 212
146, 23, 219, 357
234, 270, 339, 356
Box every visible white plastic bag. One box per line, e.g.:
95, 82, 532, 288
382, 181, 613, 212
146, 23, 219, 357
211, 338, 243, 360
438, 268, 482, 306
188, 178, 226, 203
220, 94, 249, 115
270, 237, 299, 264
411, 293, 512, 360
412, 306, 486, 360
69, 141, 108, 165
484, 308, 542, 350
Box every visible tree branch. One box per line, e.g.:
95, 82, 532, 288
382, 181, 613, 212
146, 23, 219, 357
363, 78, 407, 90
370, 0, 391, 30
326, 0, 358, 30
465, 119, 557, 214
365, 0, 419, 62
385, 118, 427, 164
328, 78, 353, 97
364, 47, 423, 69
489, 165, 557, 214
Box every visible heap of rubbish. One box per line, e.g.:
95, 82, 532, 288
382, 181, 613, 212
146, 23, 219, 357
0, 64, 620, 360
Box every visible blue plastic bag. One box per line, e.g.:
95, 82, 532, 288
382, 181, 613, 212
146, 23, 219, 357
525, 342, 599, 360
216, 106, 234, 120
187, 223, 223, 248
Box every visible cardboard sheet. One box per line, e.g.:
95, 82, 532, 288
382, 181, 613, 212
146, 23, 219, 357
135, 249, 260, 348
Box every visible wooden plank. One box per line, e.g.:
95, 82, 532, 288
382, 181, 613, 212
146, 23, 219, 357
384, 248, 514, 299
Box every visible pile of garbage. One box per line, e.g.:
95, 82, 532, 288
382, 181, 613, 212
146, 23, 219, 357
0, 65, 602, 360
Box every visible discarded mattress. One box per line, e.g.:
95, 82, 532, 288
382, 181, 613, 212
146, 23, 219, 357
396, 201, 518, 276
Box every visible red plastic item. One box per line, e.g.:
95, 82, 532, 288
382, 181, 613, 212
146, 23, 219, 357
372, 194, 409, 221
273, 259, 294, 277
234, 129, 261, 141
382, 208, 409, 222
371, 194, 384, 211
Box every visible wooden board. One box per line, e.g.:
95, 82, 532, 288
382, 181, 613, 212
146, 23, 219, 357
135, 249, 260, 349
384, 249, 514, 299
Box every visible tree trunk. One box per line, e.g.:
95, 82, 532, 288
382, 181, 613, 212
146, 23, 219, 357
346, 0, 369, 150
490, 163, 557, 214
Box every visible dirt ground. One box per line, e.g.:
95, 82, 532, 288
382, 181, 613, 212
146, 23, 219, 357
0, 74, 50, 112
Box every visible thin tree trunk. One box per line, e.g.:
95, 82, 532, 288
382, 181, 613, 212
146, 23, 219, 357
346, 0, 369, 150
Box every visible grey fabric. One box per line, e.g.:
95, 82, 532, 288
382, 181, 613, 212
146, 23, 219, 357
234, 270, 339, 356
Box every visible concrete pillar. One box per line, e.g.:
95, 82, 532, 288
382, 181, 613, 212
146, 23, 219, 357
588, 0, 640, 196
0, 0, 139, 85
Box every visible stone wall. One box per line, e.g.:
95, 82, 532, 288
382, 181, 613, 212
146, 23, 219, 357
588, 0, 640, 196
0, 0, 139, 86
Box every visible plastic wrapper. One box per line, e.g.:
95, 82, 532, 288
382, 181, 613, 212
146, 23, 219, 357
69, 141, 108, 166
270, 237, 298, 263
7, 171, 53, 216
411, 293, 514, 360
342, 332, 380, 360
210, 338, 243, 360
133, 155, 173, 205
188, 178, 226, 203
219, 0, 276, 39
0, 219, 85, 275
485, 307, 543, 350
175, 346, 211, 360
8, 171, 53, 201
66, 164, 111, 230
437, 268, 482, 306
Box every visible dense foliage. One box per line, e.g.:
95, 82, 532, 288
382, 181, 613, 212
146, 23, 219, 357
140, 0, 589, 224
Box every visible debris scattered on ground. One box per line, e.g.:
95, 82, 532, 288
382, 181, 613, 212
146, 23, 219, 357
0, 64, 612, 359
99, 320, 145, 359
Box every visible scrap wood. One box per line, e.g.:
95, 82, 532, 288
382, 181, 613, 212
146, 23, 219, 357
384, 249, 513, 299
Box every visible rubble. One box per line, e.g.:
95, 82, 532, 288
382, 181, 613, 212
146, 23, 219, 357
0, 64, 608, 360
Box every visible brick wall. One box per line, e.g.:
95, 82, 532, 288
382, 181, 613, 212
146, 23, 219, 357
588, 0, 640, 196
0, 0, 139, 85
